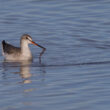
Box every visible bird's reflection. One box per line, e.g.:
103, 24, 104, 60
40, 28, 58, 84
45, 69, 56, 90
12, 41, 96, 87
19, 61, 32, 84
20, 49, 46, 83
2, 60, 32, 84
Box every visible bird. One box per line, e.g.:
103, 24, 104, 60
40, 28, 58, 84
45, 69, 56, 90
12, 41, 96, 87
2, 34, 46, 61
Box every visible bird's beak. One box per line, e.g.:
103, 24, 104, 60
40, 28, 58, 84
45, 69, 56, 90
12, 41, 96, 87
31, 41, 46, 50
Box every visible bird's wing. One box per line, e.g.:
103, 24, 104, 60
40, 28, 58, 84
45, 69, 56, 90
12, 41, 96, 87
2, 40, 21, 54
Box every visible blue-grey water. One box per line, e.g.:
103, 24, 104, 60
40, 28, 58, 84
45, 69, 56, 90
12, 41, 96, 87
0, 0, 110, 110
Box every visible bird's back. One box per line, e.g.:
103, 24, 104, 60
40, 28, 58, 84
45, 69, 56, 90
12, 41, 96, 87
2, 40, 21, 55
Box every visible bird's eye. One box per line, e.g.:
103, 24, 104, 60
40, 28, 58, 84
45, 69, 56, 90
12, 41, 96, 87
26, 37, 28, 39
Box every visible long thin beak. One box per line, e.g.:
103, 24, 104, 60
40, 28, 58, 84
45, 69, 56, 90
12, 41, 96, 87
31, 41, 46, 50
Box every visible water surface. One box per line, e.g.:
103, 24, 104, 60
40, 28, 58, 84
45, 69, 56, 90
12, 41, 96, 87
0, 0, 110, 110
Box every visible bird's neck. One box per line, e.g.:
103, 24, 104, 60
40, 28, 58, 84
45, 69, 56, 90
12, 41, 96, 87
20, 42, 31, 56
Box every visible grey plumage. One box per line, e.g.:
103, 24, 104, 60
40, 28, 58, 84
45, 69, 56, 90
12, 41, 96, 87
2, 40, 21, 54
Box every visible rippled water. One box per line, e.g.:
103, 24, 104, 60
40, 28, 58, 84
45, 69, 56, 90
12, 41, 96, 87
0, 0, 110, 110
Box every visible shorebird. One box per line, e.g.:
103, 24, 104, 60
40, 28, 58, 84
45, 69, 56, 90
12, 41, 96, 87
2, 34, 46, 61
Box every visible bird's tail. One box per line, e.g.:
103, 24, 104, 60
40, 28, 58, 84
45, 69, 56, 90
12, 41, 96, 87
1, 40, 6, 56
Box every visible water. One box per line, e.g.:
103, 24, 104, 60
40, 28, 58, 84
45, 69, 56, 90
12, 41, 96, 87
0, 0, 110, 109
